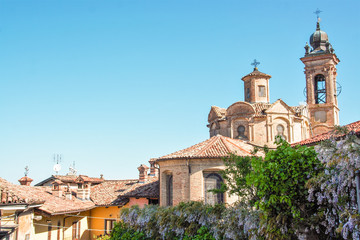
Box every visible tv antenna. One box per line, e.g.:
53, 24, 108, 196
24, 166, 29, 176
69, 161, 77, 176
53, 154, 62, 174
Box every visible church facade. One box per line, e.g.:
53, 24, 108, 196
157, 17, 341, 206
208, 18, 340, 147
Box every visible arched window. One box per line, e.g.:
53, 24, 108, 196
166, 175, 173, 206
276, 124, 286, 140
204, 173, 224, 205
315, 74, 326, 104
237, 125, 248, 140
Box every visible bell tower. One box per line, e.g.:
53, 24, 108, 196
241, 59, 271, 103
300, 14, 340, 136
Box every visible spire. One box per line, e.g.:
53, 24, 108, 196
307, 9, 332, 55
316, 18, 320, 31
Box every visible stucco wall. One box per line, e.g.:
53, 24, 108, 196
34, 211, 90, 240
90, 206, 120, 239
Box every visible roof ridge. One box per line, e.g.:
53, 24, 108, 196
222, 137, 252, 155
196, 136, 222, 156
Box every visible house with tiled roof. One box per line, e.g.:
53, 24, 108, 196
0, 177, 44, 239
0, 162, 159, 240
156, 135, 263, 206
1, 176, 96, 240
89, 170, 159, 238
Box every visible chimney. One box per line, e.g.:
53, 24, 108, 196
65, 184, 72, 200
18, 176, 33, 186
76, 176, 91, 200
138, 164, 149, 183
149, 159, 158, 177
51, 180, 63, 198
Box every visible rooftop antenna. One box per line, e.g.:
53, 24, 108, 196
53, 154, 62, 175
251, 59, 260, 70
68, 161, 77, 176
24, 166, 29, 176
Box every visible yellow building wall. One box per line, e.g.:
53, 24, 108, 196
90, 206, 121, 239
34, 211, 91, 240
90, 200, 151, 239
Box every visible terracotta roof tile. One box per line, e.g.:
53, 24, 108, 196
35, 175, 104, 186
211, 106, 226, 118
157, 135, 260, 161
251, 102, 272, 117
292, 120, 360, 146
0, 178, 94, 214
91, 177, 159, 206
241, 69, 272, 80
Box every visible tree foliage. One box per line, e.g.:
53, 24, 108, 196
306, 131, 360, 239
112, 131, 360, 239
109, 201, 260, 240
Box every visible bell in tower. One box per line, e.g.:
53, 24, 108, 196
300, 10, 340, 136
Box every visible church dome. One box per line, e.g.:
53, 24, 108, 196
309, 20, 330, 53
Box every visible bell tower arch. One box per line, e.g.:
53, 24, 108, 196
300, 16, 340, 135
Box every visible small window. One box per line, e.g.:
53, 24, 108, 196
166, 175, 173, 206
204, 173, 224, 205
148, 198, 159, 205
104, 219, 116, 235
237, 125, 248, 140
246, 88, 250, 100
315, 74, 326, 104
258, 86, 266, 97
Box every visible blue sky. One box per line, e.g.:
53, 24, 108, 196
1, 0, 359, 184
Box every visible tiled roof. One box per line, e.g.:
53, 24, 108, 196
76, 175, 104, 183
0, 178, 94, 214
0, 178, 43, 205
91, 177, 159, 206
35, 174, 104, 186
211, 106, 226, 118
251, 102, 272, 117
241, 69, 272, 80
292, 120, 360, 146
157, 135, 260, 161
